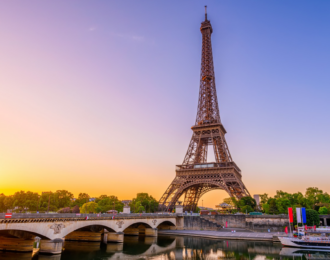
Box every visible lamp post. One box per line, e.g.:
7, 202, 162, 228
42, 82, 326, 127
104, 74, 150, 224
37, 195, 40, 213
47, 192, 51, 213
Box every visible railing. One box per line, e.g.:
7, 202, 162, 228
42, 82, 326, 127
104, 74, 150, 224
176, 162, 241, 172
0, 213, 178, 219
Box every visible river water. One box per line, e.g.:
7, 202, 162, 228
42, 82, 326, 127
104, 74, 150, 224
1, 235, 330, 260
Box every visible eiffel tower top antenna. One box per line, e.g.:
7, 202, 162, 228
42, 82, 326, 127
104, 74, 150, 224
205, 5, 207, 21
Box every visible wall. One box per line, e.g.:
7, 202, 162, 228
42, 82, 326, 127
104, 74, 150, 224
246, 215, 289, 232
183, 215, 246, 230
182, 215, 289, 232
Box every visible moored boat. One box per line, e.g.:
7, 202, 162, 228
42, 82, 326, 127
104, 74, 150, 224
279, 235, 330, 250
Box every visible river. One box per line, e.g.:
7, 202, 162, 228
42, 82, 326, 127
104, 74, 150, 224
0, 235, 329, 260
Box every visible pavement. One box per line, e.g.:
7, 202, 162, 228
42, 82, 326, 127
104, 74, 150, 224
158, 229, 287, 242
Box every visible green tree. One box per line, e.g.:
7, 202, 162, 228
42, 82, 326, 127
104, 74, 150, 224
305, 187, 323, 209
306, 209, 320, 227
80, 202, 98, 213
39, 192, 57, 212
241, 205, 254, 213
223, 197, 236, 207
54, 190, 73, 208
267, 198, 278, 214
0, 194, 6, 212
4, 196, 14, 211
237, 196, 256, 212
96, 196, 123, 213
130, 193, 158, 213
72, 193, 90, 207
319, 206, 328, 215
275, 198, 292, 214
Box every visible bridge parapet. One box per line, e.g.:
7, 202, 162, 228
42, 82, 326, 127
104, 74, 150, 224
0, 213, 177, 219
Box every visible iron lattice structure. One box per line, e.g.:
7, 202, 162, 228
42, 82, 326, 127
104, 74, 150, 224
159, 8, 250, 212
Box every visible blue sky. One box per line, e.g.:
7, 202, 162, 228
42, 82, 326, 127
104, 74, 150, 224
0, 1, 329, 206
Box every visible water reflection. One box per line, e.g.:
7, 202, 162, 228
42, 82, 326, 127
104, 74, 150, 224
2, 235, 330, 260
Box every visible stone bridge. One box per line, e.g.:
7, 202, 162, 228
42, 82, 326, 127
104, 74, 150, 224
0, 213, 182, 254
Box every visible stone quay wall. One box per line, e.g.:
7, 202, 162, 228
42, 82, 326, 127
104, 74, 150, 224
183, 215, 246, 230
246, 215, 289, 232
183, 215, 289, 232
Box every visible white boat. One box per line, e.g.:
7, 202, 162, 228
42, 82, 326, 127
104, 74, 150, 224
280, 247, 330, 259
279, 236, 330, 250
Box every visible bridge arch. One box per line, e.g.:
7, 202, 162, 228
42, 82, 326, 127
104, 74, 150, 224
0, 217, 177, 240
156, 220, 176, 230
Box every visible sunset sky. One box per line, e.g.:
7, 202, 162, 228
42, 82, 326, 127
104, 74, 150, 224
1, 1, 330, 208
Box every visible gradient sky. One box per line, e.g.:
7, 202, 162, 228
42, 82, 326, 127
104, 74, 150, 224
1, 1, 330, 208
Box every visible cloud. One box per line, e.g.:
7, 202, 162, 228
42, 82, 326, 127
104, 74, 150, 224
113, 33, 146, 43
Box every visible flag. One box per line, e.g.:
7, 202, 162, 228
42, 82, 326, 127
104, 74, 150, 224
305, 225, 307, 230
85, 216, 89, 220
225, 221, 228, 228
285, 227, 288, 234
5, 213, 12, 219
288, 207, 293, 223
296, 208, 302, 223
302, 208, 307, 223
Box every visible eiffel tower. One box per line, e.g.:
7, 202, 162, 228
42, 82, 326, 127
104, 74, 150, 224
159, 7, 250, 212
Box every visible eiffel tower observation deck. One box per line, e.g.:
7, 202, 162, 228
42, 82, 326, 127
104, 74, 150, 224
159, 7, 250, 212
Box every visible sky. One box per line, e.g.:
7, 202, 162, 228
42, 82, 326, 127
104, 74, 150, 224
0, 1, 330, 208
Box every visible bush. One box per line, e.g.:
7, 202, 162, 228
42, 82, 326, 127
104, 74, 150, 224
71, 205, 80, 213
57, 207, 71, 213
319, 207, 328, 215
306, 209, 320, 227
241, 205, 254, 214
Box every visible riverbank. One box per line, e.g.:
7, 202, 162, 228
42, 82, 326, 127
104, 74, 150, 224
159, 229, 286, 242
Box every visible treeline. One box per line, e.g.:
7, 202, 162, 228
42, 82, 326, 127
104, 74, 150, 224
222, 187, 329, 225
259, 187, 330, 215
0, 191, 158, 214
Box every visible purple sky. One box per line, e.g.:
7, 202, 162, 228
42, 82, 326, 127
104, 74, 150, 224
1, 1, 329, 207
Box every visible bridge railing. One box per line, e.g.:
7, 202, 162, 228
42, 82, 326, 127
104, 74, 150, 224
0, 212, 179, 219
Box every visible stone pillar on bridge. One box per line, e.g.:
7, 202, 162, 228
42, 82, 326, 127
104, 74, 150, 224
124, 228, 139, 236
324, 218, 328, 226
176, 201, 183, 214
102, 230, 124, 243
145, 228, 157, 237
122, 200, 131, 214
39, 238, 64, 254
106, 243, 124, 253
123, 206, 130, 214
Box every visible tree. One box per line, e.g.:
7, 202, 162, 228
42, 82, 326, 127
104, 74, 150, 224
237, 197, 256, 212
54, 190, 73, 209
241, 205, 254, 214
275, 198, 291, 214
96, 196, 123, 213
306, 209, 320, 227
319, 206, 328, 215
58, 207, 71, 213
267, 198, 278, 214
72, 193, 90, 207
305, 187, 323, 209
71, 205, 80, 213
4, 196, 14, 211
80, 202, 98, 213
223, 198, 236, 207
130, 193, 159, 213
0, 194, 6, 212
